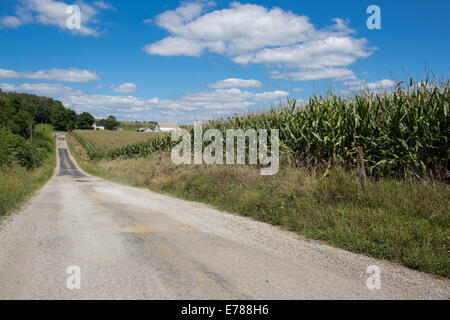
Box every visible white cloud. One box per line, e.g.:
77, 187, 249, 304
233, 36, 371, 68
145, 2, 374, 82
0, 0, 113, 36
142, 18, 152, 25
0, 69, 20, 78
344, 79, 396, 92
0, 83, 16, 91
0, 67, 99, 82
253, 90, 288, 101
63, 94, 159, 114
154, 1, 212, 32
92, 1, 116, 11
111, 83, 138, 93
365, 79, 396, 90
146, 87, 289, 121
146, 2, 314, 57
0, 16, 23, 28
146, 36, 205, 56
0, 82, 82, 96
209, 78, 262, 88
270, 67, 356, 82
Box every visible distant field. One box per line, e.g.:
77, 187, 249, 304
119, 121, 156, 132
71, 130, 166, 159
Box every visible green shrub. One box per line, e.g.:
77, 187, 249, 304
0, 129, 43, 169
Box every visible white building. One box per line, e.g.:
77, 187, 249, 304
154, 122, 179, 132
138, 128, 153, 133
92, 123, 105, 130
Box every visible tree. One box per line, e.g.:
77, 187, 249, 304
12, 110, 32, 138
104, 115, 120, 131
51, 104, 68, 131
51, 105, 77, 131
98, 118, 106, 127
35, 104, 53, 124
0, 97, 14, 130
77, 112, 95, 130
65, 109, 78, 132
1, 90, 89, 133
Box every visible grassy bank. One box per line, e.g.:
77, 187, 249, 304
0, 125, 56, 217
67, 133, 449, 278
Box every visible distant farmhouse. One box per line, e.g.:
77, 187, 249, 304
92, 123, 105, 130
136, 121, 179, 133
138, 127, 153, 133
154, 122, 179, 132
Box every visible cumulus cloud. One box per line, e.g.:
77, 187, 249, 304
0, 69, 20, 78
92, 1, 116, 11
233, 36, 371, 68
0, 0, 113, 36
63, 94, 159, 114
145, 2, 314, 57
344, 79, 396, 92
366, 79, 396, 90
0, 67, 100, 82
110, 83, 138, 93
270, 67, 356, 82
209, 78, 262, 88
0, 82, 82, 96
145, 2, 374, 82
146, 36, 206, 56
253, 90, 288, 101
0, 16, 24, 28
151, 87, 289, 121
154, 0, 213, 32
161, 88, 288, 114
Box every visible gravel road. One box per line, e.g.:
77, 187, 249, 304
0, 134, 448, 299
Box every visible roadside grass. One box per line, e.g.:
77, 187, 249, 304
0, 127, 56, 217
67, 133, 450, 278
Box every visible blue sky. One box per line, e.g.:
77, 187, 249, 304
0, 0, 449, 123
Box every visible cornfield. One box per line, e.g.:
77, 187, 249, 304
74, 79, 449, 179
208, 79, 449, 179
71, 130, 168, 160
105, 133, 173, 159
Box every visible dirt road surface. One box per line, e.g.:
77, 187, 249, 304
0, 134, 448, 299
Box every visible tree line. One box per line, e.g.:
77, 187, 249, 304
0, 89, 121, 137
